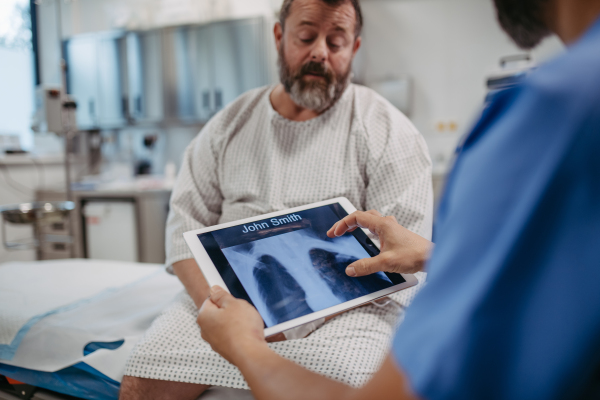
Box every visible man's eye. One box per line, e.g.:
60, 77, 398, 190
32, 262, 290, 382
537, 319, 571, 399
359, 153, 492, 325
300, 38, 314, 43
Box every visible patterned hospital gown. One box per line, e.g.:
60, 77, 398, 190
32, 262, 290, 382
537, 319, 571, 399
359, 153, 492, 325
124, 84, 433, 389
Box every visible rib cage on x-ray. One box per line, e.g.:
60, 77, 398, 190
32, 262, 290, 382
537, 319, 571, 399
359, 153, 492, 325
309, 248, 363, 301
253, 255, 314, 325
309, 248, 394, 302
222, 228, 393, 327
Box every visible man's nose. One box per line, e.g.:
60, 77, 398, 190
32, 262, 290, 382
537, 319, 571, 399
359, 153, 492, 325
310, 37, 328, 63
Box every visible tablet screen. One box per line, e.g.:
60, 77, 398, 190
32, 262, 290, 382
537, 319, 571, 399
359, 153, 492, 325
197, 203, 406, 328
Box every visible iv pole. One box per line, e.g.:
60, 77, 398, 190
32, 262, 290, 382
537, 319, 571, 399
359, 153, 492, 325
0, 0, 77, 255
54, 0, 76, 258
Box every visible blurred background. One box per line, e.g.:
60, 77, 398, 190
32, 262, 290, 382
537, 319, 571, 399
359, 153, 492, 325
0, 0, 563, 265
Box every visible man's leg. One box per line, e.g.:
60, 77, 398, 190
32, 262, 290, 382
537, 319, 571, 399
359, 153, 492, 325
119, 375, 209, 400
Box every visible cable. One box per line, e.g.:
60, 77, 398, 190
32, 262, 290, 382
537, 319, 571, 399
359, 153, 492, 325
29, 156, 45, 189
0, 155, 49, 196
0, 235, 38, 263
0, 163, 34, 196
72, 157, 90, 181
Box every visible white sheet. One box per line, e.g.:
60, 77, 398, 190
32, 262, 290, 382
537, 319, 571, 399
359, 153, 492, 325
0, 259, 161, 349
0, 259, 184, 381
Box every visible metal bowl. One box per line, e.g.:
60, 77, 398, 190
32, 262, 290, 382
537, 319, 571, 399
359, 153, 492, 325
0, 201, 75, 225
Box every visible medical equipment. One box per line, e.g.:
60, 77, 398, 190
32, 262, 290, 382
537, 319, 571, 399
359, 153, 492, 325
36, 188, 170, 262
0, 201, 75, 255
486, 54, 537, 94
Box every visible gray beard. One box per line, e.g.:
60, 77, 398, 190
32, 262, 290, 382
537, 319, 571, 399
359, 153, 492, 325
288, 78, 339, 113
278, 45, 352, 113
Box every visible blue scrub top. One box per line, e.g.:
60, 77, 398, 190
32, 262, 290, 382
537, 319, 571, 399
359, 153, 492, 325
393, 17, 600, 400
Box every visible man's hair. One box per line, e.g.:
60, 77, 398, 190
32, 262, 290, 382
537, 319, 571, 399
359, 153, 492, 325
279, 0, 363, 38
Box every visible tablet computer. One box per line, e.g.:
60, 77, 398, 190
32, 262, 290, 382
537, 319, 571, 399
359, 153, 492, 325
183, 197, 418, 337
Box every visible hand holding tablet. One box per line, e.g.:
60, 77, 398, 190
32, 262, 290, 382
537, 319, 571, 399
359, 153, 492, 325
184, 198, 419, 337
198, 285, 267, 365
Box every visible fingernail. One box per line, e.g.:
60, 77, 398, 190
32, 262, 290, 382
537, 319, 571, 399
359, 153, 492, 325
210, 286, 222, 295
346, 266, 356, 277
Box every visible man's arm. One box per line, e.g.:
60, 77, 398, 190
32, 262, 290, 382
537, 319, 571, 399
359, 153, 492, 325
165, 130, 223, 308
199, 286, 419, 400
172, 259, 210, 308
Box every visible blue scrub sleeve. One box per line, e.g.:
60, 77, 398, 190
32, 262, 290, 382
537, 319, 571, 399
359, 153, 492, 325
391, 66, 600, 400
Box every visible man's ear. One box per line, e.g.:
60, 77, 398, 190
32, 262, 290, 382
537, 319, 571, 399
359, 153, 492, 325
274, 22, 283, 50
353, 36, 362, 56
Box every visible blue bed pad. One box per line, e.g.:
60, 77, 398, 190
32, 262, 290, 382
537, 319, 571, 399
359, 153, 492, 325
0, 362, 120, 400
0, 341, 123, 400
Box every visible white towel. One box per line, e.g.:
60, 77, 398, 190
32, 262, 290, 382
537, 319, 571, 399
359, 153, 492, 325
0, 259, 161, 355
0, 259, 183, 382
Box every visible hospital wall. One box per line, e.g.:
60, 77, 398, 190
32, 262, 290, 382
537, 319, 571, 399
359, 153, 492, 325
1, 0, 566, 264
34, 0, 564, 175
356, 0, 564, 174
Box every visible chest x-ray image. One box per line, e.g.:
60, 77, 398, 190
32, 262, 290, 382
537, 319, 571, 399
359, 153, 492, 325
252, 254, 315, 323
222, 228, 393, 327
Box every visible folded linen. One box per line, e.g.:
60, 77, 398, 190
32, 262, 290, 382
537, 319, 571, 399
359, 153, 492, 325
0, 259, 182, 367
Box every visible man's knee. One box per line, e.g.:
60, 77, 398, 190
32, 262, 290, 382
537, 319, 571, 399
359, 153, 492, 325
120, 376, 156, 400
119, 375, 209, 400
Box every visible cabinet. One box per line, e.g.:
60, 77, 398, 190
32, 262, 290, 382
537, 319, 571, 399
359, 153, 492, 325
158, 16, 272, 121
64, 36, 98, 129
64, 17, 273, 129
64, 32, 127, 130
163, 26, 196, 121
188, 17, 269, 118
125, 31, 164, 123
189, 24, 213, 120
83, 201, 139, 262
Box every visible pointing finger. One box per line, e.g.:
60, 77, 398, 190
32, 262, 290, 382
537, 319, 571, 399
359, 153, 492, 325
327, 211, 386, 238
346, 254, 388, 277
326, 211, 364, 237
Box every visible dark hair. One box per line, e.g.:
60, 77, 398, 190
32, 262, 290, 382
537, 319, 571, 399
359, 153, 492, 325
492, 0, 551, 49
279, 0, 363, 38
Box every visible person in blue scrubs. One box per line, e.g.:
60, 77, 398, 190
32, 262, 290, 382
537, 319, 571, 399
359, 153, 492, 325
195, 0, 600, 398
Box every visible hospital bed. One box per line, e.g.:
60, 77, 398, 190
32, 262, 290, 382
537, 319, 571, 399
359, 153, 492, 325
0, 259, 255, 400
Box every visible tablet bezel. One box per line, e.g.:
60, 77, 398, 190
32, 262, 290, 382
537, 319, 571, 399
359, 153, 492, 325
183, 197, 419, 337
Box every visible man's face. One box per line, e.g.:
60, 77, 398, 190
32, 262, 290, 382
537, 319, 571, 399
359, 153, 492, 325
276, 0, 361, 112
493, 0, 552, 49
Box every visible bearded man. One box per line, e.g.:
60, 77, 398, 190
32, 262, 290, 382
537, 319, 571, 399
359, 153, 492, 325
119, 0, 433, 399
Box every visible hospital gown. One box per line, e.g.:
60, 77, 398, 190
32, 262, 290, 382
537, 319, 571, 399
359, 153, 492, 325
124, 83, 432, 389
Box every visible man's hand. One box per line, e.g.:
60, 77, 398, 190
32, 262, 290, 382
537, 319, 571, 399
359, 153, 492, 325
327, 210, 432, 277
197, 286, 267, 365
